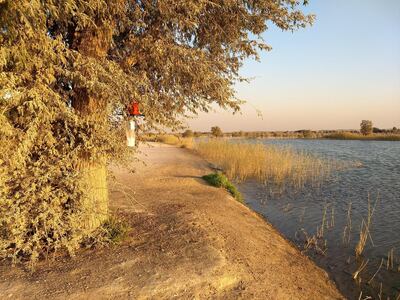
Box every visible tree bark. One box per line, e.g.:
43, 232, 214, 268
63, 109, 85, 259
71, 25, 113, 232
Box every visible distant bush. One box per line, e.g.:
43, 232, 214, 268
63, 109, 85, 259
211, 126, 223, 137
202, 173, 243, 202
360, 120, 373, 135
182, 130, 194, 138
373, 127, 383, 133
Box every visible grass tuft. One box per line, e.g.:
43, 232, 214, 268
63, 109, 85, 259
101, 217, 130, 244
202, 173, 243, 202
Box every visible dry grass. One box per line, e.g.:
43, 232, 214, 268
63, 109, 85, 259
324, 132, 400, 141
297, 228, 327, 256
353, 259, 369, 282
342, 202, 352, 245
387, 248, 394, 270
368, 258, 384, 284
143, 134, 194, 148
355, 196, 378, 258
317, 205, 328, 238
195, 140, 337, 188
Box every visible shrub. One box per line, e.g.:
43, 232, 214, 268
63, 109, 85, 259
182, 130, 194, 138
360, 120, 373, 135
202, 173, 243, 202
211, 126, 223, 137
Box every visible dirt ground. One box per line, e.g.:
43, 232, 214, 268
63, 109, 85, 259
0, 143, 344, 299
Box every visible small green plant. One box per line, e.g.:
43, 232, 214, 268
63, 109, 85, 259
202, 173, 243, 202
101, 217, 130, 244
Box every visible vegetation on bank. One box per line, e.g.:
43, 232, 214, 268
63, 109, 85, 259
202, 173, 243, 203
195, 140, 338, 189
172, 121, 400, 140
149, 135, 347, 189
147, 124, 400, 141
324, 132, 400, 141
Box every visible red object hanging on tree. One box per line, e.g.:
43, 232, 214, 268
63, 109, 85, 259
129, 102, 142, 116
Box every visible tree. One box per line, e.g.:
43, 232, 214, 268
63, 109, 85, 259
372, 127, 382, 134
182, 130, 194, 138
360, 120, 373, 135
0, 0, 313, 262
211, 126, 223, 137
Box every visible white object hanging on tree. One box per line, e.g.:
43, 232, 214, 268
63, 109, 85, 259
126, 119, 136, 147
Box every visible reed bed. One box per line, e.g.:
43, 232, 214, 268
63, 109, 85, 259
324, 132, 400, 141
195, 140, 338, 189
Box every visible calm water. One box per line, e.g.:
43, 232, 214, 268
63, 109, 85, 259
238, 139, 400, 299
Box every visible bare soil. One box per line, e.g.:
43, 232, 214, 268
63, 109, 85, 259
0, 143, 344, 299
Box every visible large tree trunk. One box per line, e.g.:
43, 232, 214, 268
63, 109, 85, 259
78, 160, 109, 231
71, 25, 113, 232
73, 89, 109, 232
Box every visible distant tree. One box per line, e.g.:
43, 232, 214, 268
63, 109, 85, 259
182, 129, 194, 138
211, 126, 223, 138
360, 120, 373, 135
372, 127, 383, 134
193, 131, 202, 138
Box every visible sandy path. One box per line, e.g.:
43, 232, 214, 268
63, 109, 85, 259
0, 144, 344, 299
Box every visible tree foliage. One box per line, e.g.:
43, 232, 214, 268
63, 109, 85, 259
211, 126, 223, 137
360, 120, 373, 136
0, 0, 313, 262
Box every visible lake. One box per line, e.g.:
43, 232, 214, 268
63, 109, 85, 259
238, 139, 400, 299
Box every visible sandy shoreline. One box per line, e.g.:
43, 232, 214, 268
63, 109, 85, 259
0, 143, 343, 299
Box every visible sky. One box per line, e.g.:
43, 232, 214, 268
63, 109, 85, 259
187, 0, 400, 132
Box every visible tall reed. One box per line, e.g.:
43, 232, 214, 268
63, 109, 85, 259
195, 140, 337, 189
342, 202, 352, 245
355, 196, 378, 258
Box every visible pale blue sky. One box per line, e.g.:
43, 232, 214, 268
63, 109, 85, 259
188, 0, 400, 131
